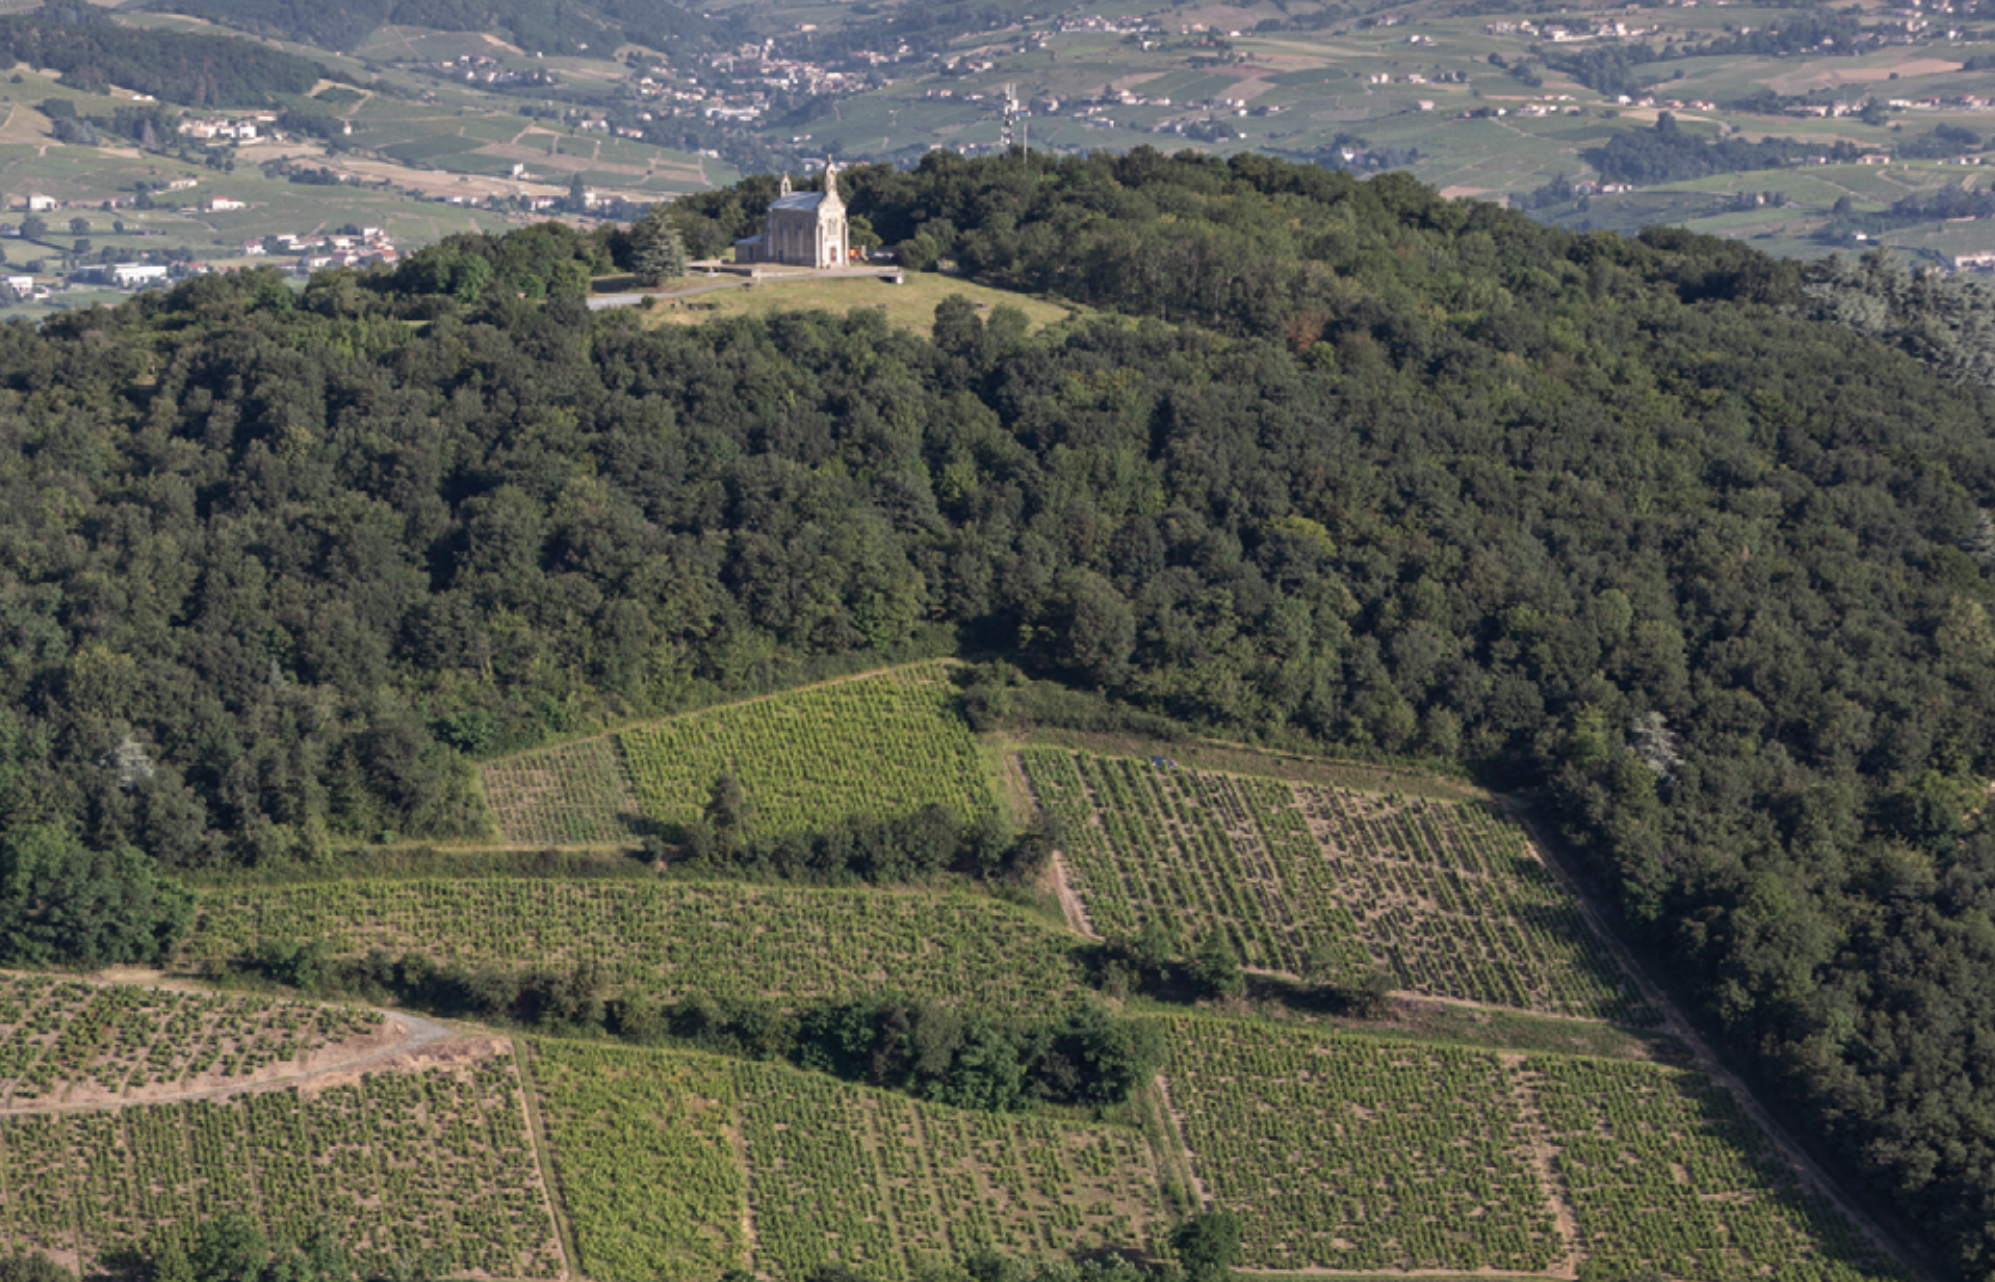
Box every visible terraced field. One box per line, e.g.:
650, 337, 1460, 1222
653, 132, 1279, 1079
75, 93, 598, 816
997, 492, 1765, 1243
1529, 1055, 1890, 1282
137, 680, 1909, 1282
479, 736, 641, 845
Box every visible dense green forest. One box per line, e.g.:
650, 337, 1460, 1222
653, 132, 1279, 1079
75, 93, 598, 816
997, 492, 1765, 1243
0, 7, 324, 107
1586, 113, 1859, 186
6, 152, 1995, 1276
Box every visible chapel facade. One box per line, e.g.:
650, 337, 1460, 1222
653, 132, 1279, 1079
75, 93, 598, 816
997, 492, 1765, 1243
734, 165, 849, 268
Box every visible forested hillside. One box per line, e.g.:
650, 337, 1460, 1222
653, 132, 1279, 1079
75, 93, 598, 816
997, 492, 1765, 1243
140, 0, 716, 56
4, 152, 1995, 1276
0, 7, 326, 106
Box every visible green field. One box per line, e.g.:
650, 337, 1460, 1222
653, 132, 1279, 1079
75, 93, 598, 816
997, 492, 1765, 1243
176, 662, 1901, 1281
1022, 749, 1652, 1022
482, 661, 997, 844
533, 1040, 1168, 1282
185, 880, 1086, 1012
28, 698, 1917, 1282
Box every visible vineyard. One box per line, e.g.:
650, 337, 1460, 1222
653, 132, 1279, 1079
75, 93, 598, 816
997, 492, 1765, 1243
186, 880, 1085, 1013
0, 1042, 563, 1279
1162, 1018, 1900, 1282
1163, 1017, 1560, 1272
1021, 749, 1651, 1022
530, 1043, 745, 1282
1527, 1056, 1904, 1282
480, 737, 642, 845
482, 662, 993, 845
0, 975, 383, 1106
532, 1041, 1166, 1282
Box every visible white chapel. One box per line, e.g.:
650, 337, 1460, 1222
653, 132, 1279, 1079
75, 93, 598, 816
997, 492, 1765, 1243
734, 164, 850, 268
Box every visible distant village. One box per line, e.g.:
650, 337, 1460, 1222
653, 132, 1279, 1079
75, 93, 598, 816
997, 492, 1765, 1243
0, 182, 403, 302
0, 0, 1992, 303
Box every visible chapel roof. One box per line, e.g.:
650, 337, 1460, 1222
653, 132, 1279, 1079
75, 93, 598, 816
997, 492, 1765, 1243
770, 191, 828, 211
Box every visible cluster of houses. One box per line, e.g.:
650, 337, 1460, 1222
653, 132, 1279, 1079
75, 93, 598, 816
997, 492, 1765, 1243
177, 113, 294, 142
1609, 94, 1722, 110
1055, 14, 1157, 36
616, 10, 1181, 132
74, 262, 170, 286
392, 53, 558, 90
1882, 94, 1994, 111
0, 188, 414, 302
717, 48, 876, 95
1366, 71, 1471, 86
1483, 18, 1653, 41
678, 41, 903, 109
19, 185, 254, 214
240, 229, 399, 270
1789, 95, 1991, 117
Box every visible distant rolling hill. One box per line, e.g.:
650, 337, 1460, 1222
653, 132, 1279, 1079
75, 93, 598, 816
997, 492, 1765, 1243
134, 0, 723, 56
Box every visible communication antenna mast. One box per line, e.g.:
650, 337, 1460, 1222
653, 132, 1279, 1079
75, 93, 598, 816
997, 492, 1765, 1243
1001, 82, 1020, 151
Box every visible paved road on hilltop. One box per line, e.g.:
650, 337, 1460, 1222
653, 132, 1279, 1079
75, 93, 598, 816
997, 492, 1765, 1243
587, 278, 747, 310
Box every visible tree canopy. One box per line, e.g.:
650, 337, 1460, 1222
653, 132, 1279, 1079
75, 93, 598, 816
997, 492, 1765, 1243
0, 9, 325, 107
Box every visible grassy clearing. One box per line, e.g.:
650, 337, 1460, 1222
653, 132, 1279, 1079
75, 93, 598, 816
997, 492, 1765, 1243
1358, 995, 1678, 1061
1020, 728, 1479, 800
647, 271, 1081, 337
350, 25, 523, 61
